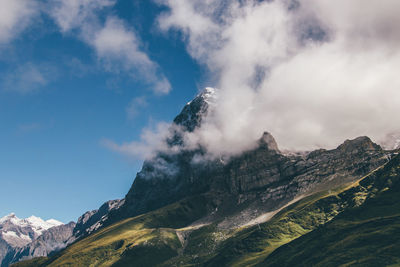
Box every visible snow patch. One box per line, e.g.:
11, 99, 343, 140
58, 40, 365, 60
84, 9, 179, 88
2, 231, 32, 247
186, 87, 217, 106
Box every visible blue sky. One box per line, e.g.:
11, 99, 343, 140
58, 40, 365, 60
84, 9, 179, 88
0, 0, 204, 222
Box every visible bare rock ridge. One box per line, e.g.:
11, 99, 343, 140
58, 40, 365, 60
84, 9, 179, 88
71, 199, 124, 241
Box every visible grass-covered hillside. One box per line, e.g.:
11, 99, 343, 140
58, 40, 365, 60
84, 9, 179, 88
14, 155, 400, 267
260, 154, 400, 267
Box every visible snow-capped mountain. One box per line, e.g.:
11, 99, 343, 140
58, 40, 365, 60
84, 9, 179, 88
4, 222, 76, 267
0, 213, 62, 248
0, 214, 62, 246
0, 213, 71, 266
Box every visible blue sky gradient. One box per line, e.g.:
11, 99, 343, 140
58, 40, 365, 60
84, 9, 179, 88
0, 0, 204, 222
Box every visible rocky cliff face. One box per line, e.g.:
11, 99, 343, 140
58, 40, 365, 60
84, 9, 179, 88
102, 88, 390, 229
70, 199, 123, 241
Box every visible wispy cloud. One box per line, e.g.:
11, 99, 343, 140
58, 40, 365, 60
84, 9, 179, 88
48, 0, 171, 94
0, 0, 40, 44
1, 62, 57, 94
102, 122, 174, 160
126, 96, 148, 119
48, 0, 115, 33
91, 16, 171, 94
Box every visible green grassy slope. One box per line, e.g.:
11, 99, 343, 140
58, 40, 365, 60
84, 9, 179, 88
17, 194, 211, 267
11, 257, 48, 267
260, 155, 400, 267
15, 156, 400, 267
203, 182, 369, 266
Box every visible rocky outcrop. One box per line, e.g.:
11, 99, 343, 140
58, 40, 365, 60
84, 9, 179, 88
71, 199, 124, 241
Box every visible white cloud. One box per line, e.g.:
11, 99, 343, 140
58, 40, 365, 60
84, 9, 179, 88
102, 122, 177, 160
49, 0, 115, 32
92, 17, 171, 94
1, 63, 57, 94
154, 0, 400, 156
0, 0, 39, 43
49, 1, 171, 94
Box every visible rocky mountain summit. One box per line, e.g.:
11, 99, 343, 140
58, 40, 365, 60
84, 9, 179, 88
88, 88, 391, 231
0, 215, 74, 267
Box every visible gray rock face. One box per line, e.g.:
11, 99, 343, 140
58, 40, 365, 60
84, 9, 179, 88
71, 199, 124, 241
0, 240, 11, 267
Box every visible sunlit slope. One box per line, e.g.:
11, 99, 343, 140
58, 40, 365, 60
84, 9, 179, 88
200, 158, 399, 266
202, 178, 375, 266
29, 194, 210, 267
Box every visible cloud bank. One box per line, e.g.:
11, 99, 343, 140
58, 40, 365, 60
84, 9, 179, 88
152, 0, 400, 156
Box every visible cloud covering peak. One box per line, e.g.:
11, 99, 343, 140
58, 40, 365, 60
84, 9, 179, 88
154, 0, 400, 154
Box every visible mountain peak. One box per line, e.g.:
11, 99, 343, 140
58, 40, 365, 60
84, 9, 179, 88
337, 136, 381, 152
5, 213, 16, 218
186, 87, 217, 106
0, 213, 64, 239
26, 215, 63, 229
259, 131, 280, 152
173, 87, 217, 133
200, 87, 217, 102
0, 213, 18, 223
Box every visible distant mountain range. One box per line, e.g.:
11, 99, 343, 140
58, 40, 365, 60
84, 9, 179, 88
0, 214, 74, 267
8, 88, 400, 266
